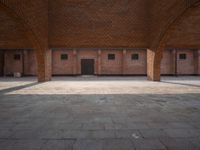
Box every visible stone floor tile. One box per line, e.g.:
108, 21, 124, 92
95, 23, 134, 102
40, 140, 75, 150
0, 129, 13, 138
167, 122, 195, 129
73, 139, 103, 150
103, 139, 135, 150
10, 129, 41, 139
139, 129, 168, 139
82, 123, 105, 130
133, 139, 166, 150
160, 137, 199, 150
12, 140, 44, 150
61, 130, 90, 139
0, 140, 17, 150
164, 129, 200, 138
115, 130, 142, 139
90, 130, 116, 139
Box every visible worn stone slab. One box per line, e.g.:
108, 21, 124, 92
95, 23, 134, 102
164, 129, 200, 138
0, 140, 17, 150
139, 129, 168, 139
0, 76, 200, 149
132, 139, 166, 150
73, 139, 103, 150
12, 140, 44, 150
160, 138, 199, 150
103, 139, 135, 150
40, 140, 74, 150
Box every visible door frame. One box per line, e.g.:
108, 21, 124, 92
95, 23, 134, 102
81, 59, 95, 75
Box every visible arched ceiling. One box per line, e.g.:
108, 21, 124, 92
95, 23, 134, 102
149, 0, 200, 48
0, 9, 31, 49
0, 0, 199, 49
49, 0, 149, 48
166, 6, 200, 48
0, 0, 48, 50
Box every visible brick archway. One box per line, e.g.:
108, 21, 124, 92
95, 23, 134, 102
0, 2, 51, 82
147, 0, 200, 81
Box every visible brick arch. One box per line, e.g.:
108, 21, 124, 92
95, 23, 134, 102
147, 0, 200, 81
0, 2, 50, 82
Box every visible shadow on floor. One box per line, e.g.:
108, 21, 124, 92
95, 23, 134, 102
0, 82, 42, 95
161, 81, 200, 88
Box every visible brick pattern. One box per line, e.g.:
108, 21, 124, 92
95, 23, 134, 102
4, 50, 23, 75
0, 0, 200, 81
23, 50, 37, 76
177, 50, 195, 75
49, 0, 149, 48
0, 51, 4, 76
1, 49, 199, 76
52, 49, 74, 75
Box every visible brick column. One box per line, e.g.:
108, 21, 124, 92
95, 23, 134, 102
73, 49, 77, 75
97, 49, 101, 75
37, 49, 52, 82
147, 49, 162, 81
122, 49, 127, 75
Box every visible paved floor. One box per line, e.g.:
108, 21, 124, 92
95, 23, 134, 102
0, 76, 200, 150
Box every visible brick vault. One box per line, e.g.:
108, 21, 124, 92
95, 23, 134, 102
0, 0, 200, 81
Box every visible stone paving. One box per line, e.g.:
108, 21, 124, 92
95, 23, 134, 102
0, 76, 200, 150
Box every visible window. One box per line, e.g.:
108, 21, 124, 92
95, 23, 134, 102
179, 54, 186, 60
132, 54, 139, 60
108, 54, 115, 60
14, 54, 21, 60
61, 54, 68, 60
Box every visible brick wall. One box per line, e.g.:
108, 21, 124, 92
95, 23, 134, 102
177, 50, 195, 75
1, 48, 199, 76
52, 49, 74, 75
4, 50, 23, 75
166, 7, 200, 48
24, 50, 37, 76
101, 50, 123, 75
0, 51, 4, 76
0, 9, 31, 49
124, 49, 147, 75
4, 50, 37, 76
49, 1, 149, 48
198, 50, 200, 75
161, 50, 173, 75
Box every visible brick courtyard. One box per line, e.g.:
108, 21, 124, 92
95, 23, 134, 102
0, 76, 200, 150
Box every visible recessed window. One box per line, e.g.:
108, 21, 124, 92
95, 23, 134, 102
132, 54, 139, 60
61, 54, 68, 60
179, 54, 186, 60
14, 54, 21, 60
108, 54, 115, 60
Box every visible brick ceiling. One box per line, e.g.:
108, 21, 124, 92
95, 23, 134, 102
0, 0, 199, 49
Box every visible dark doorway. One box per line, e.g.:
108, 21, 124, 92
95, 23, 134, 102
81, 59, 95, 75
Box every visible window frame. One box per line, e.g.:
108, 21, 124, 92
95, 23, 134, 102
14, 54, 21, 61
131, 53, 139, 60
108, 54, 115, 60
60, 54, 68, 60
179, 53, 187, 60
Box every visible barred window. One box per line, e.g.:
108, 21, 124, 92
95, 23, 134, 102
61, 54, 68, 60
108, 54, 115, 60
14, 54, 21, 60
132, 54, 139, 60
179, 54, 187, 60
